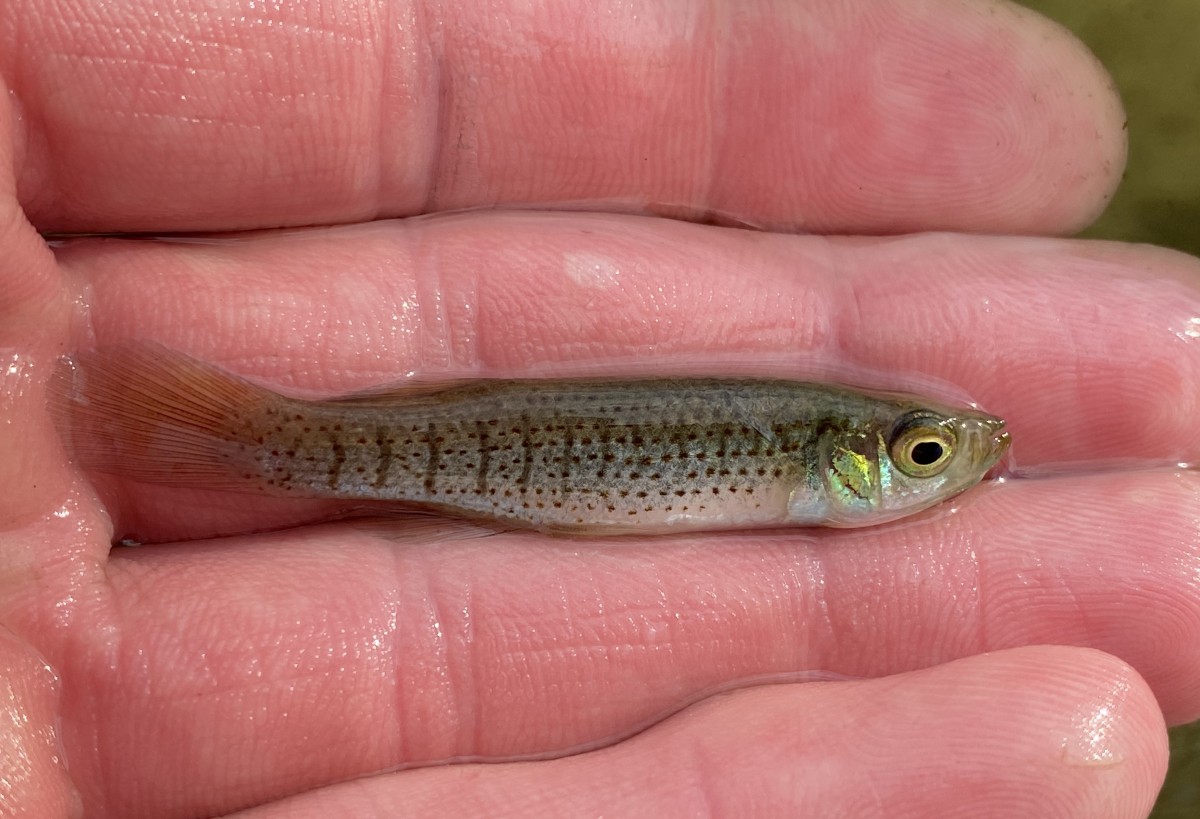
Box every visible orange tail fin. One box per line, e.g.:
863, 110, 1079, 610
50, 345, 276, 490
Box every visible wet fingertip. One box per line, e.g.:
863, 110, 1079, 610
963, 647, 1168, 809
1042, 648, 1170, 818
984, 646, 1162, 757
845, 646, 1169, 819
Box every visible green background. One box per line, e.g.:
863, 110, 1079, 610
1018, 2, 1199, 815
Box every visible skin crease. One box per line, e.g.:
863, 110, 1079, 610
0, 1, 1196, 818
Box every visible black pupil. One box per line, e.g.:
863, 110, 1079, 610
911, 440, 945, 466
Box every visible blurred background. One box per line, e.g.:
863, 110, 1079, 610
1018, 2, 1199, 815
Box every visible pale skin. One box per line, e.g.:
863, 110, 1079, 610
0, 0, 1197, 817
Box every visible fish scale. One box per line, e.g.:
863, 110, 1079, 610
248, 382, 889, 531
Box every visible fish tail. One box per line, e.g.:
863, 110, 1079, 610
50, 344, 275, 489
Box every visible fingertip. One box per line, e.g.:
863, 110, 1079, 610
706, 0, 1130, 235
1008, 646, 1169, 818
1002, 3, 1129, 232
964, 646, 1167, 775
1046, 647, 1169, 783
665, 646, 1171, 819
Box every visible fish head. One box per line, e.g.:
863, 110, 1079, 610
814, 404, 1009, 527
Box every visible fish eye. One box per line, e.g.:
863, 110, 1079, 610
889, 414, 957, 478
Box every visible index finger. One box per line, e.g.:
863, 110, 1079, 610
7, 0, 1124, 234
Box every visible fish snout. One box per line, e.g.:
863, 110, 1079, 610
971, 417, 1010, 471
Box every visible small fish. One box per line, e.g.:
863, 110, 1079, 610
50, 346, 1010, 534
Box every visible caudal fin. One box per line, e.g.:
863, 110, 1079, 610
50, 344, 276, 489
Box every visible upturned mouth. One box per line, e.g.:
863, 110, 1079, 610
969, 418, 1010, 470
990, 429, 1012, 461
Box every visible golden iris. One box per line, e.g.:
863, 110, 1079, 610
889, 414, 956, 477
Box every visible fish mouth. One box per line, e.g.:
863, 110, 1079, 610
978, 419, 1011, 470
990, 430, 1012, 462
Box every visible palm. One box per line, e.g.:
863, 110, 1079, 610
1, 1, 1194, 817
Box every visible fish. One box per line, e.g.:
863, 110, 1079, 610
49, 345, 1010, 534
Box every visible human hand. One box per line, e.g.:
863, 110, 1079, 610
2, 1, 1196, 817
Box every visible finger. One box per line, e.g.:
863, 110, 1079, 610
54, 214, 1200, 538
39, 470, 1200, 818
0, 74, 73, 526
8, 0, 1123, 234
0, 68, 103, 707
0, 629, 80, 818
232, 647, 1170, 819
